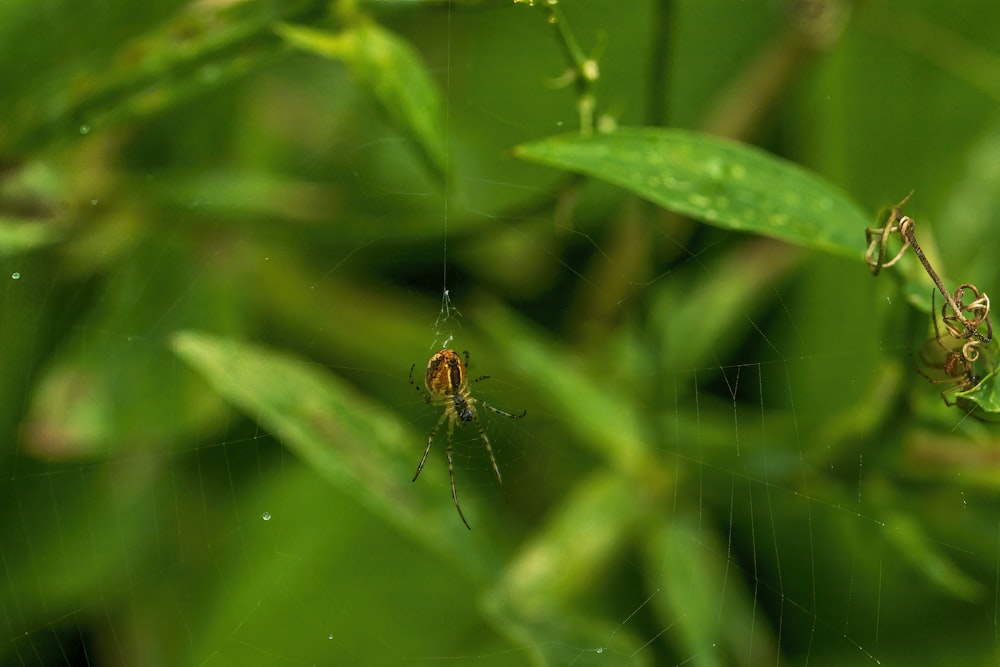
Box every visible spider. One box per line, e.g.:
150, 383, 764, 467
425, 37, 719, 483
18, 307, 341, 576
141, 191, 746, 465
915, 292, 985, 407
409, 348, 526, 530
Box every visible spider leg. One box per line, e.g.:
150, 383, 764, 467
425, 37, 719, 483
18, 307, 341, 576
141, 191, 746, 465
475, 420, 503, 486
409, 363, 433, 405
929, 291, 954, 354
480, 400, 527, 420
413, 412, 448, 482
470, 377, 528, 418
444, 421, 472, 530
913, 350, 943, 373
477, 401, 525, 484
939, 385, 961, 407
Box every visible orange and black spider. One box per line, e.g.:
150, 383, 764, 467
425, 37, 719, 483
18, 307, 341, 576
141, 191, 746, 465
409, 349, 525, 529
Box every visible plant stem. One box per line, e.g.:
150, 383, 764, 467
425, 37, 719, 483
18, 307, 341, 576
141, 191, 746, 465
516, 0, 599, 134
900, 218, 988, 343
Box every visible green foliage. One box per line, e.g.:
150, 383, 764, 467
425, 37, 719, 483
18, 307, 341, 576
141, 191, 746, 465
515, 128, 868, 259
4, 1, 1000, 665
275, 19, 447, 178
171, 330, 503, 570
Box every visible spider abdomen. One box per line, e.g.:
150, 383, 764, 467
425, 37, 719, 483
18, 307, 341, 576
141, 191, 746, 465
425, 349, 466, 396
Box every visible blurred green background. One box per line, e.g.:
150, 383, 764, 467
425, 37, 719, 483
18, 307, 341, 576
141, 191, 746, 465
3, 0, 1000, 665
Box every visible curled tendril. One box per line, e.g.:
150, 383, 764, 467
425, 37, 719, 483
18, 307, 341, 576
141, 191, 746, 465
863, 192, 913, 276
942, 283, 993, 345
962, 340, 983, 364
864, 221, 910, 275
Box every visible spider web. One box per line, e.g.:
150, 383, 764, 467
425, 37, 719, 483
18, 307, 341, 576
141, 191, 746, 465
4, 1, 1000, 666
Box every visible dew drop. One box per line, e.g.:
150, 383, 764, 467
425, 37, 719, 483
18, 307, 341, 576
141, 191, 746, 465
79, 124, 90, 135
90, 199, 99, 206
328, 632, 334, 640
595, 647, 604, 654
262, 512, 271, 521
11, 272, 20, 280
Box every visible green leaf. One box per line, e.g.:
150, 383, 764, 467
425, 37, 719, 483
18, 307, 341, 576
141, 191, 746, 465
884, 510, 982, 601
0, 0, 319, 155
191, 465, 491, 665
515, 128, 868, 259
171, 330, 501, 576
21, 239, 237, 459
0, 220, 61, 257
641, 517, 778, 667
0, 465, 161, 625
275, 20, 447, 178
484, 472, 652, 667
472, 300, 655, 480
956, 363, 1000, 414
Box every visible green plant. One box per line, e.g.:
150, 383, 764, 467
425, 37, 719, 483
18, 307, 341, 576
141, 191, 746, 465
4, 1, 1000, 665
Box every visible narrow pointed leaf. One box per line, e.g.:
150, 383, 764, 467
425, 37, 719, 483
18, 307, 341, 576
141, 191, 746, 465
516, 128, 867, 259
276, 21, 446, 178
171, 330, 499, 575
